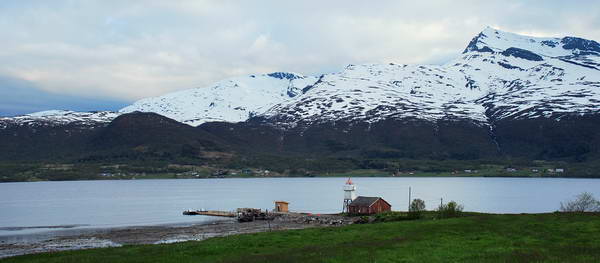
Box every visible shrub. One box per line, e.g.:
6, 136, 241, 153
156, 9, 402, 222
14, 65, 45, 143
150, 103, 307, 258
373, 212, 407, 222
408, 199, 426, 219
560, 192, 600, 212
437, 201, 464, 219
372, 211, 437, 222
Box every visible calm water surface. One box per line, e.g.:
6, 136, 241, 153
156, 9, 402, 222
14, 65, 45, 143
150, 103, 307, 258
1, 177, 599, 236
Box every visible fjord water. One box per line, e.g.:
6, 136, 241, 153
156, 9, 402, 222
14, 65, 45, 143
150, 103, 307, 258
1, 177, 599, 236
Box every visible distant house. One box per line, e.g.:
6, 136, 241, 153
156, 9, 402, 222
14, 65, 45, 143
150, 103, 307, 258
348, 196, 392, 215
506, 168, 517, 172
555, 168, 565, 173
211, 170, 228, 176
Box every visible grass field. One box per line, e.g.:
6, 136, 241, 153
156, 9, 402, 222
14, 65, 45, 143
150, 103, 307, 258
3, 213, 599, 263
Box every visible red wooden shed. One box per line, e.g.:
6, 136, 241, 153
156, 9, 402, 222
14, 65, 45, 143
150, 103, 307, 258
348, 196, 392, 215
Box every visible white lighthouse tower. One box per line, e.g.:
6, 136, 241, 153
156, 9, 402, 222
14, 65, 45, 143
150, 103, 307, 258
342, 178, 357, 213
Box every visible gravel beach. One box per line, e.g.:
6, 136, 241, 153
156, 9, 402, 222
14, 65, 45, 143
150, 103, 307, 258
0, 213, 352, 259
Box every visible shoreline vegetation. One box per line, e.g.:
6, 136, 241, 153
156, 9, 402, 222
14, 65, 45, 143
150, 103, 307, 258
1, 212, 599, 262
2, 158, 599, 182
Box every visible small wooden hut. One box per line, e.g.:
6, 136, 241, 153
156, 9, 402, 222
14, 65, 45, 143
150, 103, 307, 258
274, 201, 289, 212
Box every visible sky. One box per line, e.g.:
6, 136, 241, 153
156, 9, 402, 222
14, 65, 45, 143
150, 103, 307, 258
1, 0, 599, 116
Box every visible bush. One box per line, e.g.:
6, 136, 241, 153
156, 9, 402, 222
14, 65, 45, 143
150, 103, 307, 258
373, 212, 403, 222
560, 192, 600, 212
437, 201, 464, 219
408, 199, 426, 219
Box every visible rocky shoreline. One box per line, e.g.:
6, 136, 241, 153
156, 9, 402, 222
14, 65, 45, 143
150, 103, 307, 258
0, 213, 352, 259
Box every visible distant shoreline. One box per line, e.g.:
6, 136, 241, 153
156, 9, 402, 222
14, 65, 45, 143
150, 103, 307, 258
2, 174, 599, 184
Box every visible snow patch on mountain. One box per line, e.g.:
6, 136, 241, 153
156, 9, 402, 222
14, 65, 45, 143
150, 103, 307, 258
0, 110, 119, 128
120, 72, 318, 126
263, 63, 489, 129
451, 49, 600, 121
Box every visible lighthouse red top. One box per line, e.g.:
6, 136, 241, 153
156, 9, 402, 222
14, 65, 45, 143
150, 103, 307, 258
345, 178, 353, 185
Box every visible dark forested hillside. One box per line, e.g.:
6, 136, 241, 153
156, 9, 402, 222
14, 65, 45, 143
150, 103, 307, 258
1, 112, 600, 180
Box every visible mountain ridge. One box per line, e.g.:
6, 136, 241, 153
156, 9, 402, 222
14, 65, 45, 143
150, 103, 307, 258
1, 27, 599, 167
119, 72, 318, 126
259, 27, 599, 130
2, 27, 598, 130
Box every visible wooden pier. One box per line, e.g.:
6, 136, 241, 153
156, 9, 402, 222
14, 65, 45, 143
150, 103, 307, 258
183, 210, 235, 217
183, 208, 273, 222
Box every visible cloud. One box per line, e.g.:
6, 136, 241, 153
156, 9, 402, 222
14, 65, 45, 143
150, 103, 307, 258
0, 75, 127, 117
0, 0, 599, 111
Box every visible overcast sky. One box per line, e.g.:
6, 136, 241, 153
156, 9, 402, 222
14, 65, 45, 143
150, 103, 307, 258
1, 0, 599, 116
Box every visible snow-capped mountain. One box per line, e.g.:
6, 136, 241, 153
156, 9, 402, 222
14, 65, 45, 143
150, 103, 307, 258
2, 27, 599, 130
261, 27, 600, 128
0, 110, 119, 129
1, 72, 317, 128
120, 72, 318, 126
2, 27, 600, 164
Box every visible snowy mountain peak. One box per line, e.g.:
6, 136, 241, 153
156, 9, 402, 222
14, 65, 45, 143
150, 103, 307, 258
119, 72, 318, 126
260, 28, 600, 128
464, 27, 600, 59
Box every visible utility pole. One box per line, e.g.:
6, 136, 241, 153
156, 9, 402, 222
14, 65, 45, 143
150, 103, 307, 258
267, 219, 271, 232
440, 198, 443, 207
408, 187, 412, 211
266, 209, 271, 232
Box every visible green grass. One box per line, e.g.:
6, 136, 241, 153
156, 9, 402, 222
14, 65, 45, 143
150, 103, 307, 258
3, 213, 600, 263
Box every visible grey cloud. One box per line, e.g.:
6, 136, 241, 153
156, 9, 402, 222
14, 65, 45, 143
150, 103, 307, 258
0, 75, 127, 117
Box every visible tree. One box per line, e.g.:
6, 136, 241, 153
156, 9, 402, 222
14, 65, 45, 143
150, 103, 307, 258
437, 201, 464, 219
560, 192, 600, 212
408, 199, 426, 219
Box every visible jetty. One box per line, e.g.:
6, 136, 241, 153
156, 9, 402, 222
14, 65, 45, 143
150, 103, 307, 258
182, 210, 235, 217
183, 208, 274, 222
183, 201, 287, 222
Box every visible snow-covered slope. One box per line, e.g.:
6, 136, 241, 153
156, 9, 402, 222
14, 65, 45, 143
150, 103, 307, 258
261, 27, 600, 128
0, 110, 119, 129
1, 27, 599, 130
120, 72, 317, 126
262, 63, 489, 128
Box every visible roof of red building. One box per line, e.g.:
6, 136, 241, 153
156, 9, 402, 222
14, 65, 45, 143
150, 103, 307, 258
349, 196, 390, 207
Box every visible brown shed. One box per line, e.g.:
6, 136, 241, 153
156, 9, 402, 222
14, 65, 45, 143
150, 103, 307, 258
348, 196, 391, 215
274, 201, 289, 212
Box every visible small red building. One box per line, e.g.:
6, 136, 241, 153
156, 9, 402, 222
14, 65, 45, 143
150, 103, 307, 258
348, 196, 392, 215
